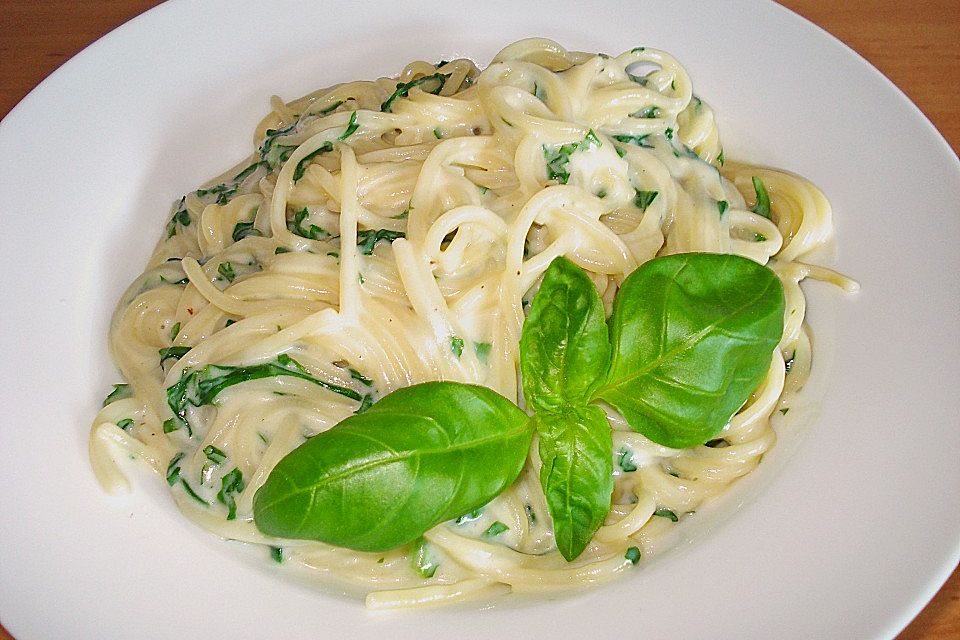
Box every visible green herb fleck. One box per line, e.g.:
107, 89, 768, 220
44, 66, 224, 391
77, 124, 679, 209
450, 335, 465, 358
635, 106, 659, 119
318, 100, 343, 115
288, 208, 329, 240
617, 447, 637, 472
433, 127, 443, 139
474, 341, 492, 363
412, 537, 440, 578
654, 508, 678, 522
780, 408, 790, 415
751, 176, 772, 219
339, 111, 359, 140
232, 220, 261, 242
169, 322, 181, 341
483, 521, 509, 537
381, 73, 450, 112
103, 384, 132, 407
634, 190, 659, 212
717, 200, 729, 216
625, 546, 641, 564
270, 546, 284, 563
218, 262, 236, 282
455, 508, 483, 525
612, 133, 653, 148
217, 468, 245, 520
292, 142, 333, 182
665, 127, 674, 140
165, 208, 191, 238
356, 229, 404, 255
204, 445, 227, 465
159, 346, 191, 364
349, 368, 373, 386
116, 418, 134, 432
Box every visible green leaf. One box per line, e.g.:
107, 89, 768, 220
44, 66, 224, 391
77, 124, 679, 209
217, 468, 245, 520
270, 546, 284, 563
166, 355, 361, 433
292, 142, 333, 182
483, 521, 509, 537
380, 73, 450, 112
217, 262, 236, 282
625, 546, 641, 564
288, 208, 329, 240
204, 445, 227, 464
450, 335, 464, 358
159, 346, 191, 364
592, 253, 784, 448
116, 418, 134, 431
412, 537, 440, 578
534, 406, 613, 561
654, 508, 678, 522
318, 100, 343, 115
339, 111, 359, 140
473, 341, 492, 364
253, 381, 533, 551
356, 228, 404, 255
519, 256, 610, 412
612, 133, 652, 148
102, 383, 132, 407
232, 220, 261, 242
169, 322, 181, 341
717, 200, 729, 216
634, 190, 658, 212
751, 176, 771, 219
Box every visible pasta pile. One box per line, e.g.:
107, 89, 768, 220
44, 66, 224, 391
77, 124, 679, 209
90, 38, 856, 609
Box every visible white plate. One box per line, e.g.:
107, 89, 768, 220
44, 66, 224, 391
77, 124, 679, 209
1, 1, 957, 638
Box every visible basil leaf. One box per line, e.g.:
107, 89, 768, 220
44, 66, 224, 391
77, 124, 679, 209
751, 176, 771, 218
232, 220, 261, 242
338, 111, 359, 140
292, 141, 333, 182
593, 253, 784, 448
380, 73, 450, 113
519, 256, 610, 412
356, 228, 404, 255
535, 406, 613, 561
253, 382, 533, 551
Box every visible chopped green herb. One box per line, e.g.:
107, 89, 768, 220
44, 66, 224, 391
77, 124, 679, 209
614, 145, 626, 158
204, 445, 227, 465
533, 82, 546, 102
543, 142, 578, 184
525, 504, 537, 524
169, 322, 181, 341
631, 46, 646, 53
635, 106, 660, 119
259, 122, 298, 168
165, 208, 191, 238
625, 546, 641, 564
450, 335, 464, 358
617, 447, 637, 472
349, 368, 373, 386
116, 418, 134, 432
483, 521, 509, 537
717, 148, 725, 166
292, 141, 333, 182
473, 341, 492, 363
751, 176, 772, 219
162, 418, 181, 434
232, 161, 263, 183
287, 207, 329, 240
166, 453, 208, 505
356, 228, 404, 255
270, 546, 284, 563
356, 393, 375, 414
274, 247, 290, 254
318, 100, 344, 115
217, 262, 236, 282
612, 133, 653, 148
224, 319, 237, 327
217, 468, 245, 520
754, 233, 768, 242
455, 508, 483, 525
165, 355, 361, 434
583, 129, 601, 148
704, 438, 728, 448
780, 408, 790, 415
653, 508, 678, 522
338, 111, 359, 140
433, 127, 443, 139
326, 251, 339, 258
665, 127, 674, 140
232, 220, 261, 242
103, 384, 132, 407
159, 346, 191, 364
381, 73, 450, 112
717, 200, 729, 216
412, 537, 440, 578
634, 190, 659, 212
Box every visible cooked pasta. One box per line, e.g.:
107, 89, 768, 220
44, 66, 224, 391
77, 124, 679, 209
89, 38, 857, 609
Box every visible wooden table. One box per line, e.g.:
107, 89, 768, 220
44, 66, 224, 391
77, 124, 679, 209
0, 2, 956, 638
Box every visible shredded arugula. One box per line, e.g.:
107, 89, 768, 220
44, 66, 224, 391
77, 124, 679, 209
217, 468, 245, 520
293, 142, 333, 182
288, 208, 329, 240
217, 262, 236, 282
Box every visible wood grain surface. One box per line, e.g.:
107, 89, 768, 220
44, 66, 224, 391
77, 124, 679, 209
0, 2, 956, 639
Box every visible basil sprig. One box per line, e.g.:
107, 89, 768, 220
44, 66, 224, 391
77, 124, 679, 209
253, 382, 532, 551
519, 254, 783, 559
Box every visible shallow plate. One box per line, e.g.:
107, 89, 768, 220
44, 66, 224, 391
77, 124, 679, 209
1, 1, 957, 638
